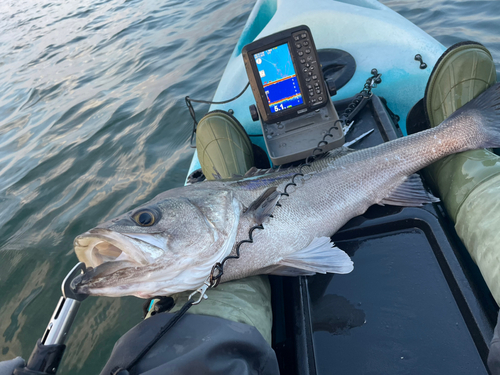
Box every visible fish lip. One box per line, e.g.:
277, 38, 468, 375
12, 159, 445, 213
74, 228, 148, 268
71, 260, 137, 294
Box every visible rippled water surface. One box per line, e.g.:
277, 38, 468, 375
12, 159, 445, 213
0, 0, 499, 373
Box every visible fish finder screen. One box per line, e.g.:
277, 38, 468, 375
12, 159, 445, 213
253, 43, 303, 113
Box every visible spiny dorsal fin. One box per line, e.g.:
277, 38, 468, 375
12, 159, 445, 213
325, 146, 356, 160
241, 147, 356, 180
244, 187, 280, 224
243, 166, 282, 178
379, 173, 439, 207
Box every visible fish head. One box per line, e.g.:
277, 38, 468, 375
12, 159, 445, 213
73, 187, 242, 298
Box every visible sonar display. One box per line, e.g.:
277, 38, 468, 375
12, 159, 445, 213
254, 43, 303, 113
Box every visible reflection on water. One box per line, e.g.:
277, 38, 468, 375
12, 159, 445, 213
309, 265, 365, 335
0, 0, 499, 373
312, 293, 366, 334
0, 0, 256, 373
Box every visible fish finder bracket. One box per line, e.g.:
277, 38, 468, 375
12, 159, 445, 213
243, 25, 344, 165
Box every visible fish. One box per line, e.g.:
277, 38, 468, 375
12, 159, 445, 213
73, 83, 500, 298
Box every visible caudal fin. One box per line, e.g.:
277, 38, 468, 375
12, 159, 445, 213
451, 83, 500, 149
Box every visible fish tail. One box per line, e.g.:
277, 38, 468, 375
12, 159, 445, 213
447, 83, 500, 149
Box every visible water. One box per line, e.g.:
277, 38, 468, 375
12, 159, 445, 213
0, 0, 498, 373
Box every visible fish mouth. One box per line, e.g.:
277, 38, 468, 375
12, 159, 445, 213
73, 228, 165, 296
74, 228, 150, 268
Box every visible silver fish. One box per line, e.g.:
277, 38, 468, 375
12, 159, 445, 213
73, 84, 500, 298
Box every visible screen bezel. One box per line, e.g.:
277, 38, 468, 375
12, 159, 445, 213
251, 41, 306, 118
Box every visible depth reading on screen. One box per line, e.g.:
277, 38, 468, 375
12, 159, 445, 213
253, 43, 303, 113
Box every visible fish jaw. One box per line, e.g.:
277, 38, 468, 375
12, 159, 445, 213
72, 234, 195, 297
72, 260, 178, 298
74, 229, 165, 268
72, 256, 216, 298
72, 251, 229, 298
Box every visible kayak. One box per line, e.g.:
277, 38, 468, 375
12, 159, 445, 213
187, 0, 446, 176
185, 0, 497, 374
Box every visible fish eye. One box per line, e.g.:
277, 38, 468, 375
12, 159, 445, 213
132, 209, 158, 227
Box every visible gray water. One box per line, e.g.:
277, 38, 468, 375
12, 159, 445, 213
0, 0, 499, 373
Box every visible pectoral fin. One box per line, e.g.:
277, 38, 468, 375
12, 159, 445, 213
380, 173, 439, 207
244, 187, 281, 224
266, 237, 353, 276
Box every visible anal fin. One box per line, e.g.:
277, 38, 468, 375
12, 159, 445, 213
267, 237, 353, 276
380, 173, 439, 207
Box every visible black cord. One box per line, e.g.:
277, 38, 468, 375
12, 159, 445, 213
210, 224, 264, 286
187, 81, 250, 105
186, 82, 250, 147
110, 299, 195, 375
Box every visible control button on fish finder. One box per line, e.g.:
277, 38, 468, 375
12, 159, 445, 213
305, 48, 311, 54
301, 33, 307, 39
300, 58, 306, 64
295, 43, 301, 49
294, 35, 300, 41
298, 51, 304, 56
303, 41, 309, 46
312, 75, 317, 80
249, 104, 259, 122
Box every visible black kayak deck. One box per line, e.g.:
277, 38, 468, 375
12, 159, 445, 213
268, 95, 497, 375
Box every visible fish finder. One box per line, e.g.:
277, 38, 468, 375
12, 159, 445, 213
243, 25, 344, 165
